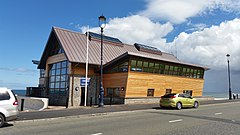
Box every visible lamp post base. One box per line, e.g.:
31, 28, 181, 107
229, 90, 232, 100
98, 83, 104, 108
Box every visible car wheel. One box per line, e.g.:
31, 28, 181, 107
176, 102, 182, 110
193, 101, 199, 108
160, 105, 165, 109
0, 114, 5, 128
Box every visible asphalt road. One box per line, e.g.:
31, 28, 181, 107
1, 102, 240, 135
17, 99, 240, 121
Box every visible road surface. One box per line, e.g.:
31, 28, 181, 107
1, 102, 240, 135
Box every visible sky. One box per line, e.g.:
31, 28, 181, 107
0, 0, 239, 93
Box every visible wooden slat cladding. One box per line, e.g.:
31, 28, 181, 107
103, 73, 128, 97
46, 53, 67, 65
126, 72, 204, 98
71, 63, 96, 76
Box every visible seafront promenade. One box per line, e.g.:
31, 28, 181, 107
16, 99, 240, 122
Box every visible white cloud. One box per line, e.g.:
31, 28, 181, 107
81, 15, 174, 50
170, 18, 240, 71
140, 0, 240, 24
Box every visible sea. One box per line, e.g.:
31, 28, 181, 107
202, 91, 228, 98
12, 89, 26, 96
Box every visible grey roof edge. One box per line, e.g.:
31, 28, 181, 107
52, 26, 83, 35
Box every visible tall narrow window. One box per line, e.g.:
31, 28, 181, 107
136, 60, 143, 72
148, 62, 154, 73
130, 60, 137, 71
143, 61, 149, 72
164, 65, 169, 74
153, 63, 160, 73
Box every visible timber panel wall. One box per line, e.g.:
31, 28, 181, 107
126, 72, 204, 98
71, 63, 96, 76
103, 73, 128, 97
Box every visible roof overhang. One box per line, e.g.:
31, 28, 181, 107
103, 51, 210, 70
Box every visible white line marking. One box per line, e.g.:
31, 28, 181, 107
214, 112, 223, 115
91, 133, 103, 135
169, 119, 183, 123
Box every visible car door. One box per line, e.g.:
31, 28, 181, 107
184, 94, 194, 107
178, 94, 187, 107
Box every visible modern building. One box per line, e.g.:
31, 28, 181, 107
32, 27, 208, 106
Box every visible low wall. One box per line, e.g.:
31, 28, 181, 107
124, 96, 215, 104
124, 97, 160, 104
17, 96, 48, 111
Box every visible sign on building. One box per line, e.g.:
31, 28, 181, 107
80, 78, 91, 86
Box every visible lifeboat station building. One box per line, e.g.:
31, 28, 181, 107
34, 27, 208, 106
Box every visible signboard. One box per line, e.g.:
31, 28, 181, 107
80, 78, 91, 86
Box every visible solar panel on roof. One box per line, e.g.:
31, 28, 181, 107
134, 43, 162, 55
88, 32, 122, 44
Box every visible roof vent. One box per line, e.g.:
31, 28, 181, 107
134, 43, 162, 55
86, 32, 123, 47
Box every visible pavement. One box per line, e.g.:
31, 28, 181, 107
16, 99, 240, 122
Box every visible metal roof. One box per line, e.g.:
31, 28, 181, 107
38, 27, 208, 70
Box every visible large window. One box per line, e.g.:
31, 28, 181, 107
48, 61, 69, 96
130, 59, 204, 79
106, 88, 120, 97
105, 61, 129, 73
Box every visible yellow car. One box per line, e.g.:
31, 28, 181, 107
160, 93, 199, 110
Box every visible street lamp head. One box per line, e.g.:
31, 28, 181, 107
98, 15, 106, 29
226, 54, 230, 61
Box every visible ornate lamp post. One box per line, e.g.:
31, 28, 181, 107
98, 15, 106, 107
226, 54, 232, 100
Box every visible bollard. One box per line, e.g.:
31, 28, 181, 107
110, 96, 113, 105
237, 94, 239, 99
66, 97, 69, 108
90, 97, 93, 107
21, 99, 24, 111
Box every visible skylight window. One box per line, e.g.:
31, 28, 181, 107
134, 43, 162, 55
87, 32, 123, 46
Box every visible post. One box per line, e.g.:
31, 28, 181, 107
226, 54, 232, 100
66, 97, 69, 108
21, 99, 24, 111
84, 28, 89, 107
99, 27, 104, 107
98, 15, 106, 108
90, 97, 93, 107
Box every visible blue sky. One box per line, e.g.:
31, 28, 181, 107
0, 0, 240, 93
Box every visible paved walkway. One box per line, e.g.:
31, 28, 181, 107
17, 99, 240, 121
